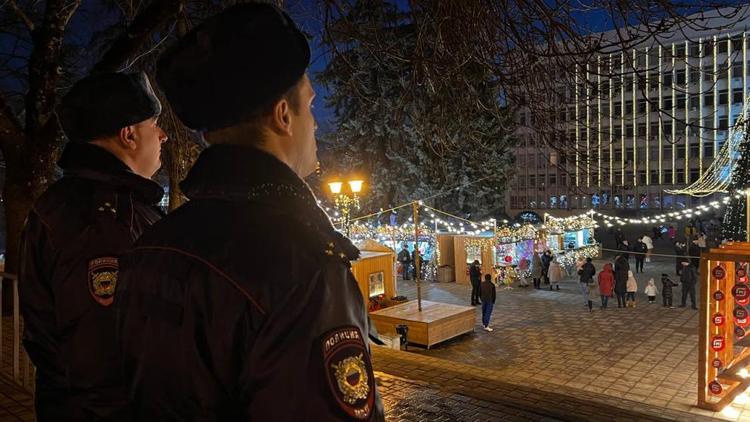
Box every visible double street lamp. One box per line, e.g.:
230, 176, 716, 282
327, 179, 364, 236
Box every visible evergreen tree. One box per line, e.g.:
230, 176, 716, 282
317, 0, 515, 219
722, 120, 750, 241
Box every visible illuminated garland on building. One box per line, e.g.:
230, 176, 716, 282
665, 99, 750, 197
545, 192, 744, 227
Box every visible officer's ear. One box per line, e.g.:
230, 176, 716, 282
270, 98, 293, 137
118, 125, 138, 150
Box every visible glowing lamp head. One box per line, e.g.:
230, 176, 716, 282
348, 180, 363, 193
328, 182, 343, 194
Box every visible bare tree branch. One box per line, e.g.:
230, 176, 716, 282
5, 0, 35, 32
92, 0, 184, 74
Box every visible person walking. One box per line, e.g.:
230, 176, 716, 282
679, 260, 699, 310
619, 240, 631, 261
19, 72, 167, 421
644, 278, 658, 304
615, 228, 625, 249
470, 260, 482, 305
626, 270, 639, 308
114, 4, 385, 419
634, 237, 647, 273
598, 263, 615, 309
668, 225, 677, 242
587, 275, 600, 313
578, 258, 596, 308
398, 244, 411, 280
614, 254, 629, 308
548, 257, 563, 291
652, 226, 662, 241
674, 241, 686, 276
531, 251, 544, 290
661, 273, 678, 308
480, 274, 497, 331
642, 233, 654, 263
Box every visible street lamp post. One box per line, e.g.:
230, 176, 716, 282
327, 179, 363, 237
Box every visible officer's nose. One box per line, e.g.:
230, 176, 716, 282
160, 128, 168, 144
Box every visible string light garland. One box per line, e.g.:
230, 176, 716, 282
545, 193, 744, 228
666, 98, 750, 197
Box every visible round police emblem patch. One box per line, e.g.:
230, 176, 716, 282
321, 326, 375, 420
88, 257, 118, 306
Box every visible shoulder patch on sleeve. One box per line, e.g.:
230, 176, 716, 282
321, 326, 375, 420
88, 257, 118, 306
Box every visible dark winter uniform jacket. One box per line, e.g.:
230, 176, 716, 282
114, 145, 384, 421
614, 256, 630, 294
19, 142, 163, 420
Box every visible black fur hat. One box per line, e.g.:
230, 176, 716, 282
156, 2, 310, 133
58, 72, 161, 143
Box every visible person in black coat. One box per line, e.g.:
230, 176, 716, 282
614, 254, 630, 308
480, 274, 497, 331
115, 5, 384, 420
19, 72, 166, 421
679, 261, 699, 310
661, 273, 678, 308
398, 244, 412, 280
470, 260, 482, 305
578, 258, 596, 307
634, 238, 647, 273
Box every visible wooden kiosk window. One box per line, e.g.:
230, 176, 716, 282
699, 244, 750, 411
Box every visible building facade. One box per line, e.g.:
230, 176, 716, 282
508, 15, 750, 216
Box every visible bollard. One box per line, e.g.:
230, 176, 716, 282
396, 324, 409, 351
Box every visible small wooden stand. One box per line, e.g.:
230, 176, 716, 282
698, 243, 750, 411
369, 300, 475, 349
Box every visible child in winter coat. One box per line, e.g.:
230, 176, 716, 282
644, 278, 658, 304
548, 258, 563, 291
626, 270, 638, 308
597, 263, 615, 309
661, 273, 678, 308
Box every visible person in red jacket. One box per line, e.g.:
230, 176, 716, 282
598, 263, 616, 309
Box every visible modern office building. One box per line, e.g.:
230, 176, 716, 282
507, 10, 750, 216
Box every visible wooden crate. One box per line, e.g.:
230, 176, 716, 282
369, 300, 475, 349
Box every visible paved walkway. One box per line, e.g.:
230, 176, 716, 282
390, 250, 748, 420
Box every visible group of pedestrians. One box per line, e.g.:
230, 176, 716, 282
577, 253, 699, 312
524, 250, 560, 290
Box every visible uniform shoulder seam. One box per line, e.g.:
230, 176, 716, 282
130, 245, 266, 315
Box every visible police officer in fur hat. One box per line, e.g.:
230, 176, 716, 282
115, 2, 384, 420
19, 71, 167, 421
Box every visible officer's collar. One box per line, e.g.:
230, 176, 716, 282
181, 144, 359, 260
58, 142, 164, 204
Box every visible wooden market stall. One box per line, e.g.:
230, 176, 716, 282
350, 240, 397, 304
452, 235, 495, 285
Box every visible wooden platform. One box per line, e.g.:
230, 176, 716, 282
370, 300, 475, 349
